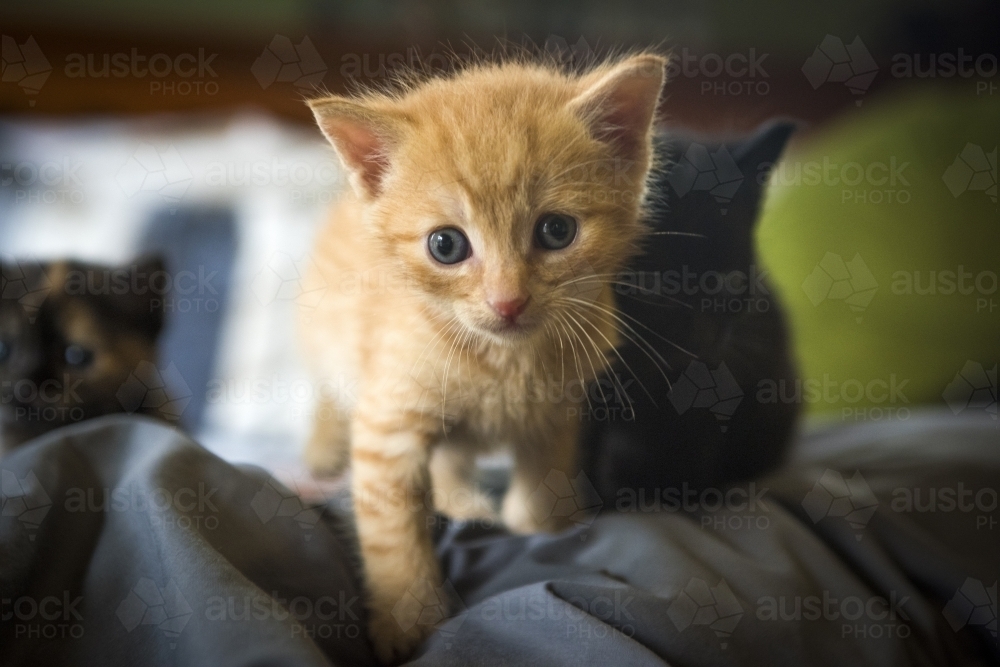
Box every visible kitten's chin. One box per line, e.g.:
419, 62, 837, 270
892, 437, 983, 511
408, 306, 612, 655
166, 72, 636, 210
472, 320, 540, 346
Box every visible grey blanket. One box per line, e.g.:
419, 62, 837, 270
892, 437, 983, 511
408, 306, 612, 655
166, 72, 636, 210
1, 413, 996, 666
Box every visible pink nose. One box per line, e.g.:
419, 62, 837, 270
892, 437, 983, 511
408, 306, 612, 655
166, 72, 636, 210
489, 296, 529, 321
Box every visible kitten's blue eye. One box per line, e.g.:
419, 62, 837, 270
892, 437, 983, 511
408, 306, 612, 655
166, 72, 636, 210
428, 228, 471, 265
64, 344, 94, 368
535, 213, 577, 250
0, 340, 9, 364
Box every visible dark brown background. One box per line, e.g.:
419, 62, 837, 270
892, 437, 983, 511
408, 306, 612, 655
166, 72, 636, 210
2, 0, 996, 134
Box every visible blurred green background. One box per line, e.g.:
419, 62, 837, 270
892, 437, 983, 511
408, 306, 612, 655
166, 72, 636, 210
758, 88, 997, 419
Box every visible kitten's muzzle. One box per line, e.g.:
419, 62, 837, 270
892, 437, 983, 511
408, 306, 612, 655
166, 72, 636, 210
488, 296, 530, 323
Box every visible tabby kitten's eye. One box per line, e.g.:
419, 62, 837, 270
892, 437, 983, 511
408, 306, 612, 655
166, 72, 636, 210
0, 340, 9, 364
535, 213, 577, 250
428, 228, 471, 265
64, 344, 94, 368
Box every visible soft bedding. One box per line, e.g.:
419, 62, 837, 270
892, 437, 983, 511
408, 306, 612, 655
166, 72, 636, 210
1, 412, 996, 666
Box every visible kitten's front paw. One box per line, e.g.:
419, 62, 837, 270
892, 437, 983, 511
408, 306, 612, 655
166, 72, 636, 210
368, 606, 433, 665
435, 489, 498, 522
501, 494, 572, 534
303, 437, 349, 479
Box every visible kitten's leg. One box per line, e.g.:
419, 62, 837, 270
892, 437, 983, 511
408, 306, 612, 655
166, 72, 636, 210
429, 444, 496, 520
502, 420, 581, 534
303, 399, 351, 477
351, 413, 438, 663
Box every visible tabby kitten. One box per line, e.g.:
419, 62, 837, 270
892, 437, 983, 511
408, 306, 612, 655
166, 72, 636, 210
0, 257, 165, 452
302, 54, 667, 660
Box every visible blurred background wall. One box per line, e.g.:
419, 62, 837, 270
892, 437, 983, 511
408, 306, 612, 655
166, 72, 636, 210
1, 0, 996, 474
2, 0, 997, 130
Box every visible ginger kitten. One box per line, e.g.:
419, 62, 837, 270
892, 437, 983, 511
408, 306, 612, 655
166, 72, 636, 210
302, 54, 666, 661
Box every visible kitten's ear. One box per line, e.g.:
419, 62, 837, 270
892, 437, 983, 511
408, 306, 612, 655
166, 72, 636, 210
308, 96, 404, 199
133, 253, 166, 279
136, 254, 165, 338
570, 54, 667, 164
107, 255, 166, 339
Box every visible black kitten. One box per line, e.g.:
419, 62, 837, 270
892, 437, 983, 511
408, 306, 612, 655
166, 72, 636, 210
581, 122, 800, 502
0, 256, 166, 453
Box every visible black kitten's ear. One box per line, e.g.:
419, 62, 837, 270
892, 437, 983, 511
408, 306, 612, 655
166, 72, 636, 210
0, 259, 51, 318
132, 254, 166, 281
731, 120, 798, 181
130, 254, 166, 338
85, 255, 167, 339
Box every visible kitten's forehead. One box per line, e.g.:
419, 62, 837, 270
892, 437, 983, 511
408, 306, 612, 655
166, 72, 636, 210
396, 82, 601, 231
406, 71, 586, 164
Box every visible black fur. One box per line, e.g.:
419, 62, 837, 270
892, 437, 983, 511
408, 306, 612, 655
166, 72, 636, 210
581, 122, 800, 502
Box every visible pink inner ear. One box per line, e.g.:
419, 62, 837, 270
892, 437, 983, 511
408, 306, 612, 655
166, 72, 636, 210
573, 59, 664, 163
592, 77, 660, 161
325, 118, 389, 196
604, 79, 655, 147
